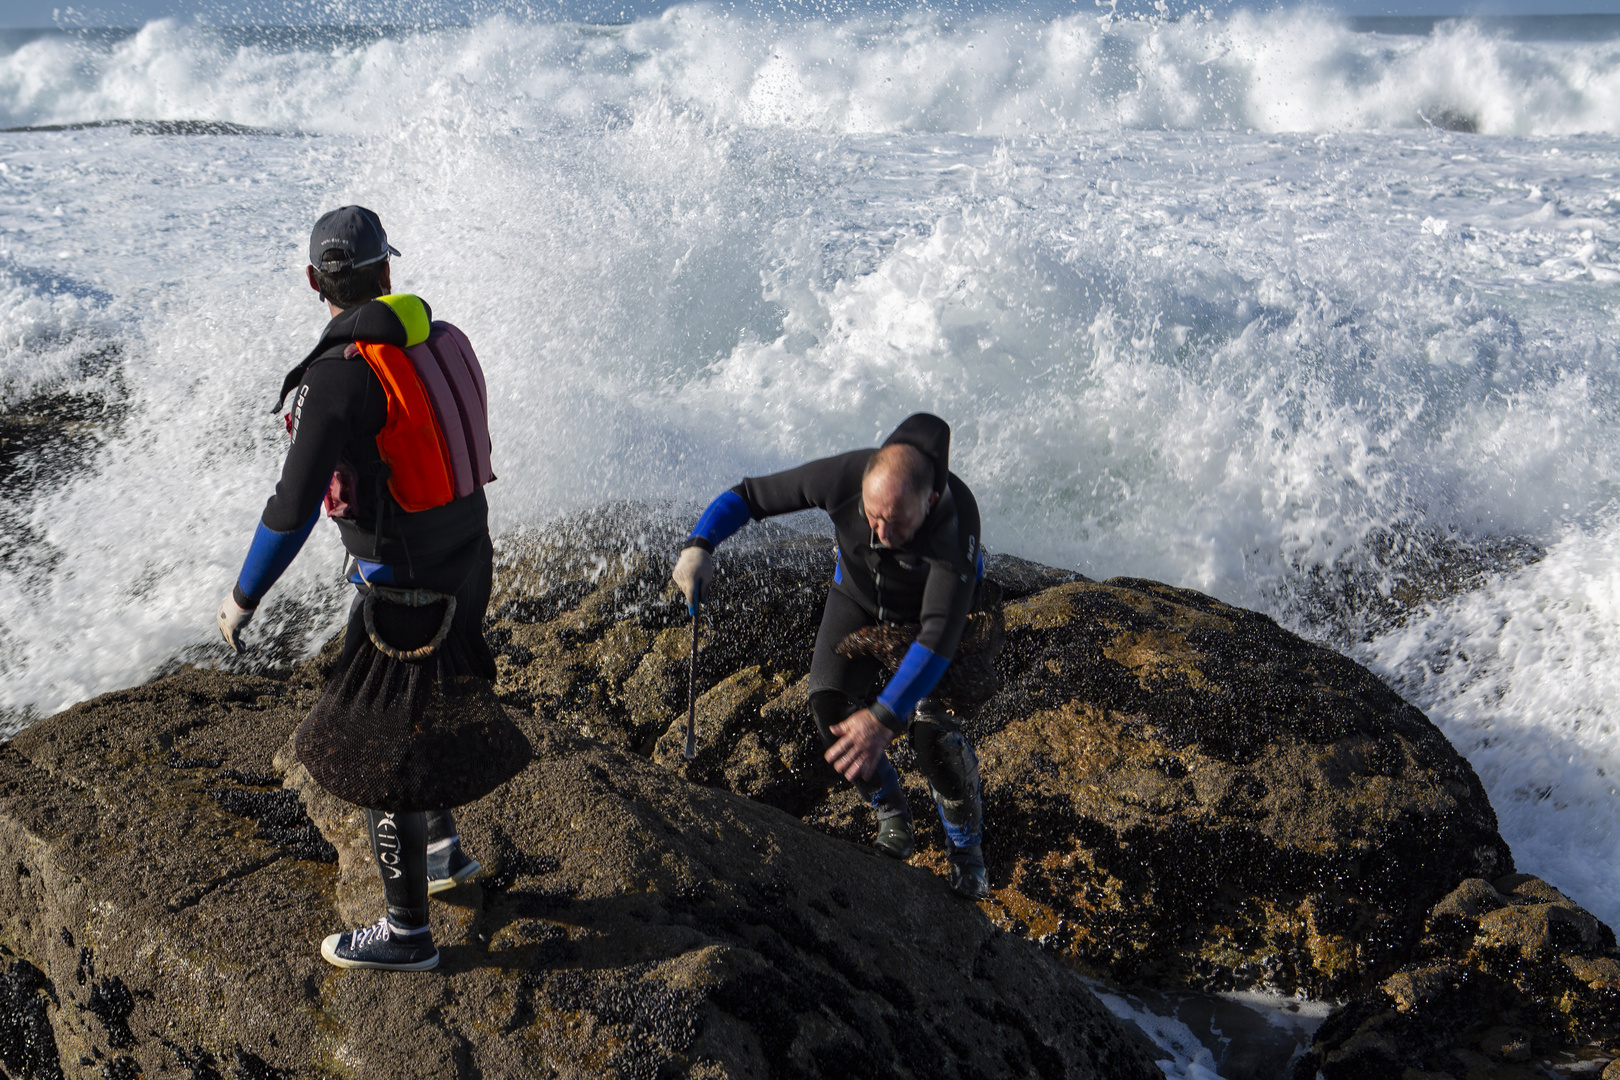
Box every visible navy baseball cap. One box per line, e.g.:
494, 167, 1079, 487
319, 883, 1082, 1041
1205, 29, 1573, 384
308, 206, 400, 273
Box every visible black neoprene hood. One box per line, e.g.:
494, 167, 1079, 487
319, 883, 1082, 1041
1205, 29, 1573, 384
881, 413, 951, 497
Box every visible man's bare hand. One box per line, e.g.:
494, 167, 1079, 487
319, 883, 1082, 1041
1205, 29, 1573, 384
825, 708, 896, 782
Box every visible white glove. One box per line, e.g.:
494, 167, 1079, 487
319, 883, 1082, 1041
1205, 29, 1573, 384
217, 591, 255, 653
671, 546, 714, 612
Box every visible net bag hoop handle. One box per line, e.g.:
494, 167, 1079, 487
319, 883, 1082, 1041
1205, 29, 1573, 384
362, 587, 458, 662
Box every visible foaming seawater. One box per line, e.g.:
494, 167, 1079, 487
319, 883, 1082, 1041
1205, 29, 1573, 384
1371, 522, 1620, 933
1089, 981, 1334, 1080
3, 10, 1620, 136
0, 9, 1618, 937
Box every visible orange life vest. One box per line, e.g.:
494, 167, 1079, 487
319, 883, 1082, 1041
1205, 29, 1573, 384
351, 297, 493, 513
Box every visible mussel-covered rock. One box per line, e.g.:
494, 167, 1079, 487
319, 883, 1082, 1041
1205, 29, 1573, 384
1293, 873, 1620, 1078
5, 506, 1616, 1077
484, 520, 1511, 999
0, 552, 1155, 1078
479, 512, 1620, 1070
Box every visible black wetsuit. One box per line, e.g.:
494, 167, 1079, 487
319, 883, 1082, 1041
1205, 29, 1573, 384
691, 413, 983, 728
731, 447, 982, 724
238, 300, 489, 604
232, 299, 494, 930
687, 413, 986, 856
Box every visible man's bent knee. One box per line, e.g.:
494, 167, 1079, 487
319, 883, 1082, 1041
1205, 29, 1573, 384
911, 705, 977, 807
809, 689, 857, 749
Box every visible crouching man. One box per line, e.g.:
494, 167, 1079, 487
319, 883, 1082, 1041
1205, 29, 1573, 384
672, 414, 990, 899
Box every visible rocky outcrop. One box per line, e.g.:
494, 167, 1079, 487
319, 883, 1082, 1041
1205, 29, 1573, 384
970, 576, 1513, 998
4, 507, 1619, 1077
1293, 873, 1620, 1078
477, 515, 1620, 1073
484, 523, 1511, 998
0, 648, 1156, 1078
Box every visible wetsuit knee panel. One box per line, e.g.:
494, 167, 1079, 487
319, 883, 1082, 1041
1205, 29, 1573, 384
809, 689, 857, 750
911, 722, 979, 806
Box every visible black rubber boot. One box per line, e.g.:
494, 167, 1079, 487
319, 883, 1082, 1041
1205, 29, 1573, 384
946, 846, 991, 901
872, 799, 916, 860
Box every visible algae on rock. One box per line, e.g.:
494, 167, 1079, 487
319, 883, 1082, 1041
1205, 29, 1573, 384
475, 516, 1620, 1074
0, 582, 1156, 1078
4, 508, 1617, 1077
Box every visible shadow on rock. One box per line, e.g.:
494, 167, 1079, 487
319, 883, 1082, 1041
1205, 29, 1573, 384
0, 615, 1158, 1078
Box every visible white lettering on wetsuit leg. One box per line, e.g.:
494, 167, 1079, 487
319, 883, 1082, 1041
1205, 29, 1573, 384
375, 812, 404, 880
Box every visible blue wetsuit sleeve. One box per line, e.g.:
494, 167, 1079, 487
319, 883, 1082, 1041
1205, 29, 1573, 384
685, 489, 753, 551
870, 641, 952, 731
234, 507, 320, 608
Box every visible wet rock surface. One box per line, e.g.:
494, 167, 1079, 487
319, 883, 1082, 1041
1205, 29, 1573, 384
1294, 874, 1620, 1079
0, 586, 1155, 1078
476, 514, 1620, 1075
971, 576, 1515, 999
3, 507, 1616, 1077
488, 523, 1511, 992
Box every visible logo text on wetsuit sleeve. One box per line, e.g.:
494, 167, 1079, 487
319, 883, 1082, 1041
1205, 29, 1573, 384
290, 385, 309, 443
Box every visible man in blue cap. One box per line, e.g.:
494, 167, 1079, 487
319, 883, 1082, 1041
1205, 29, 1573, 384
672, 414, 990, 899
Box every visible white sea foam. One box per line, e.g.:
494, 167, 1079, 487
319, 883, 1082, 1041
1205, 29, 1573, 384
1092, 985, 1228, 1080
1, 9, 1618, 951
1372, 522, 1620, 926
2, 9, 1620, 136
1088, 981, 1335, 1078
0, 254, 118, 402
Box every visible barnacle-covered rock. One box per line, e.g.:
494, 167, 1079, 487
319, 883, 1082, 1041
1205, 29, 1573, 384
1292, 874, 1620, 1078
7, 505, 1615, 1078
0, 586, 1155, 1079
497, 517, 1511, 1002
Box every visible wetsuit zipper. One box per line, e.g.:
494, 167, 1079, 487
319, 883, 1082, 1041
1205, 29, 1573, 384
871, 528, 888, 623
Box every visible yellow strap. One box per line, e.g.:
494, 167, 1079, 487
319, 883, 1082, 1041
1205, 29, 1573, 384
377, 294, 432, 347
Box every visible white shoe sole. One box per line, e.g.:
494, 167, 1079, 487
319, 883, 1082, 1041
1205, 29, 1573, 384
319, 933, 440, 971
427, 858, 482, 896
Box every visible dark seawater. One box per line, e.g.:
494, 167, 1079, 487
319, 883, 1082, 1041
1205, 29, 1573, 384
1350, 14, 1620, 40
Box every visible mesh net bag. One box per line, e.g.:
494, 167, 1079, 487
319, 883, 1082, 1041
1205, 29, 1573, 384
295, 587, 531, 812
834, 579, 1005, 713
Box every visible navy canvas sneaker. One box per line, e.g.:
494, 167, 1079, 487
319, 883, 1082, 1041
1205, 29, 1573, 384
320, 918, 439, 971
426, 838, 481, 895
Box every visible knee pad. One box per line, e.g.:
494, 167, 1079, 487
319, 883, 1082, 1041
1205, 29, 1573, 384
921, 735, 983, 851
914, 696, 961, 731
911, 720, 979, 809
